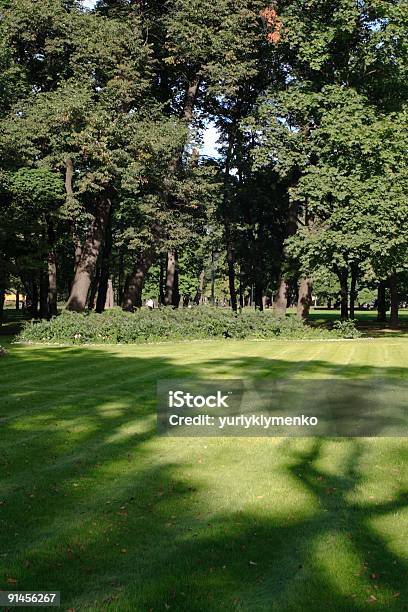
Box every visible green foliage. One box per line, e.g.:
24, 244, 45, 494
251, 3, 408, 288
331, 319, 362, 339
358, 287, 376, 305
1, 0, 408, 319
311, 266, 339, 302
18, 308, 355, 344
10, 167, 64, 211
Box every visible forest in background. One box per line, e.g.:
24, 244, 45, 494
1, 0, 407, 324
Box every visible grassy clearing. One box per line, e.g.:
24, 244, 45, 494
0, 337, 407, 611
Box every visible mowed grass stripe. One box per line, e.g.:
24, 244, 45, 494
3, 339, 403, 430
2, 340, 406, 432
0, 340, 314, 405
1, 342, 351, 422
0, 339, 278, 388
0, 345, 177, 388
2, 339, 406, 404
2, 349, 228, 417
0, 337, 376, 384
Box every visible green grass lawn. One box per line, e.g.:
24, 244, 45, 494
1, 337, 407, 611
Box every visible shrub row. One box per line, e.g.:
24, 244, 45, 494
18, 308, 361, 344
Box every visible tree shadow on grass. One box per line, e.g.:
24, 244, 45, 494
0, 345, 407, 610
127, 439, 407, 611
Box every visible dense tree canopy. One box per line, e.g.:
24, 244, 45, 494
1, 0, 407, 323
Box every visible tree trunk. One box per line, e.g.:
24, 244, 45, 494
65, 158, 82, 274
65, 157, 74, 195
105, 279, 114, 309
164, 250, 180, 307
274, 277, 288, 316
47, 252, 57, 318
174, 266, 180, 307
39, 271, 48, 319
389, 272, 399, 327
66, 196, 112, 312
0, 270, 6, 324
117, 249, 124, 307
349, 266, 358, 319
15, 291, 20, 311
159, 256, 165, 305
297, 277, 313, 320
211, 251, 215, 306
337, 269, 349, 320
239, 267, 244, 309
227, 237, 237, 313
0, 289, 5, 324
95, 269, 108, 313
377, 281, 387, 323
30, 280, 39, 318
194, 269, 206, 305
122, 248, 155, 311
87, 267, 100, 310
182, 75, 201, 122
254, 281, 263, 311
95, 207, 113, 313
74, 239, 82, 273
47, 218, 58, 318
0, 266, 6, 324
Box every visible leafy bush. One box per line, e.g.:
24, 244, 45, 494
331, 319, 362, 339
19, 307, 362, 345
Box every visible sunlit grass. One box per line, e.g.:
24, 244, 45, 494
0, 337, 407, 610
